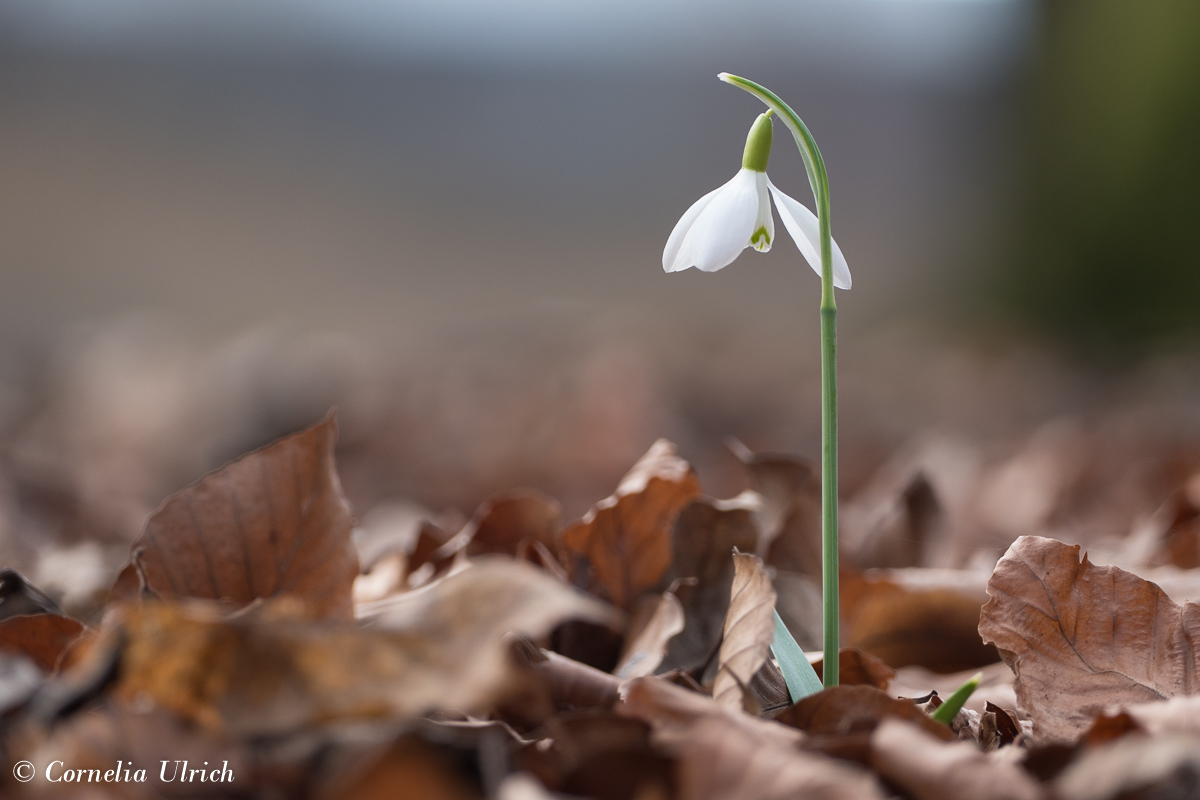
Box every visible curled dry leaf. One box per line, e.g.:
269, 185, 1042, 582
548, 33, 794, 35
979, 536, 1200, 742
811, 647, 896, 690
777, 685, 955, 743
459, 489, 562, 559
660, 495, 758, 672
869, 718, 1043, 800
713, 552, 776, 711
115, 414, 359, 619
615, 591, 685, 679
0, 614, 84, 673
562, 439, 701, 609
843, 568, 998, 673
99, 559, 615, 737
516, 645, 622, 712
619, 677, 884, 800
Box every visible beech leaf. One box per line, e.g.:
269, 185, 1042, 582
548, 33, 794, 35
0, 614, 84, 673
713, 552, 777, 710
619, 677, 884, 800
117, 413, 359, 619
101, 559, 616, 736
562, 439, 701, 609
870, 718, 1043, 800
660, 494, 759, 671
978, 535, 1200, 742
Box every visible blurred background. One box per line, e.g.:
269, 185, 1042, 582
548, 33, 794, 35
1, 0, 1199, 611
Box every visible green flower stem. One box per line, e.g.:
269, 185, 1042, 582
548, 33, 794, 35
720, 72, 840, 688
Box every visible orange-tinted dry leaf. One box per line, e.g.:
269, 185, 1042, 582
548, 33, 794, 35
101, 560, 615, 736
869, 718, 1043, 800
616, 591, 685, 679
462, 489, 561, 559
118, 414, 359, 619
0, 614, 84, 673
811, 648, 896, 690
320, 734, 482, 800
1080, 711, 1141, 746
562, 440, 701, 609
843, 570, 998, 672
979, 536, 1200, 742
713, 552, 776, 711
618, 677, 883, 800
660, 496, 758, 672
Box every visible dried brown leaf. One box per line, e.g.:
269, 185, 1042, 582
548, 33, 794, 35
117, 414, 358, 619
514, 711, 671, 800
979, 536, 1200, 742
0, 613, 84, 673
811, 647, 896, 690
562, 440, 701, 609
99, 559, 615, 736
869, 718, 1043, 800
843, 569, 998, 672
320, 733, 483, 800
1097, 693, 1200, 737
515, 645, 622, 712
777, 685, 955, 742
660, 495, 758, 671
616, 591, 685, 679
713, 552, 776, 711
462, 489, 562, 559
618, 677, 883, 800
1054, 733, 1200, 800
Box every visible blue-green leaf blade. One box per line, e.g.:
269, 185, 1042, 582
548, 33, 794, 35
770, 609, 823, 702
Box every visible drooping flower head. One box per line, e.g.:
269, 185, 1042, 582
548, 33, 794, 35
662, 112, 851, 289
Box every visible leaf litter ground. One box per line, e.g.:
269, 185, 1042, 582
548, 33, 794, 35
3, 407, 1200, 799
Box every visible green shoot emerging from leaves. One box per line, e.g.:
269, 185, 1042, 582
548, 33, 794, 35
931, 672, 984, 726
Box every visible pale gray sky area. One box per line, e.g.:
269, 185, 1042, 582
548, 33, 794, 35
2, 0, 1030, 86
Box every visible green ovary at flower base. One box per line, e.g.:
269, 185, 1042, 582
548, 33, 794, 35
662, 73, 849, 689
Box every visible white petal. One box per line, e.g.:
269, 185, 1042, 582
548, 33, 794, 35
687, 168, 760, 273
767, 179, 852, 290
663, 183, 724, 272
750, 172, 774, 253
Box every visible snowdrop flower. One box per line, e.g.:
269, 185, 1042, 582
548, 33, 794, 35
662, 112, 851, 289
